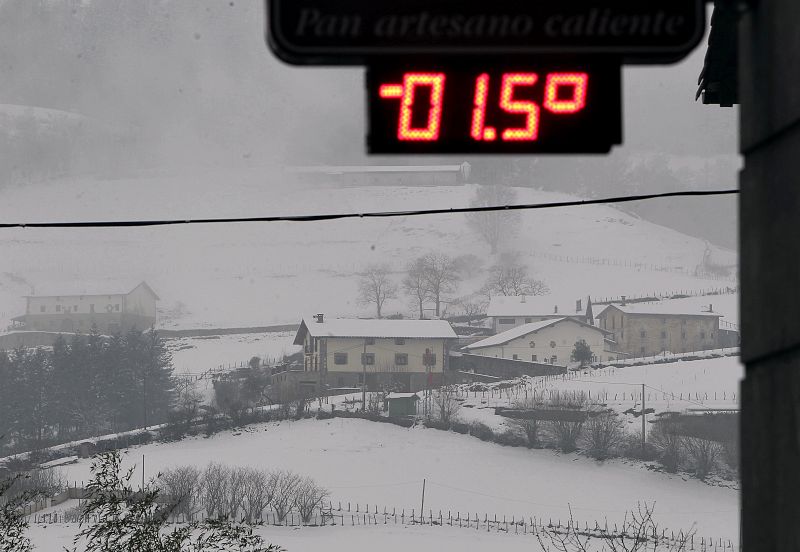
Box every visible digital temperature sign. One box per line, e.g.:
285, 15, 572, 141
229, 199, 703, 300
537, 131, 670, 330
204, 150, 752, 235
367, 61, 621, 154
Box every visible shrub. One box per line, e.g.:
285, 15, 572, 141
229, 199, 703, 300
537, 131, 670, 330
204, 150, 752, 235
293, 476, 329, 523
650, 421, 684, 472
432, 386, 461, 424
582, 412, 624, 460
469, 422, 495, 442
423, 419, 450, 431
450, 422, 470, 434
158, 465, 202, 517
722, 439, 739, 474
493, 429, 526, 447
685, 437, 721, 479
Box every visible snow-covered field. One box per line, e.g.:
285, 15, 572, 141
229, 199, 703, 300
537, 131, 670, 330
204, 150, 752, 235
167, 331, 300, 375
0, 178, 737, 331
50, 417, 739, 541
27, 523, 597, 552
454, 355, 743, 433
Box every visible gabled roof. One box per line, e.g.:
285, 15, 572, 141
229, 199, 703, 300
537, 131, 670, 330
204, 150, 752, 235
385, 392, 420, 400
465, 317, 606, 350
487, 295, 590, 317
25, 280, 159, 300
598, 303, 722, 318
293, 318, 457, 345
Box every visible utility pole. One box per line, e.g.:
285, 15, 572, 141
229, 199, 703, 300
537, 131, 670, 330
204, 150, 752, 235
641, 383, 646, 453
420, 478, 426, 521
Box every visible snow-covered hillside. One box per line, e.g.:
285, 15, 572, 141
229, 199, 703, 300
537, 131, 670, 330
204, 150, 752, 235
52, 418, 738, 540
0, 173, 737, 331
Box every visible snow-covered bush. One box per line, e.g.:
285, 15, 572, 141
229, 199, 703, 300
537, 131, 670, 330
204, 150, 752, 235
650, 422, 684, 473
582, 411, 625, 460
684, 437, 721, 479
293, 476, 329, 523
158, 465, 202, 517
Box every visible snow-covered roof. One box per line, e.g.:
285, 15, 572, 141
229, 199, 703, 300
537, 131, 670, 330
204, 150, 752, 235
598, 302, 722, 318
286, 163, 469, 175
487, 295, 590, 317
385, 392, 420, 400
465, 317, 605, 350
294, 318, 457, 344
25, 280, 158, 299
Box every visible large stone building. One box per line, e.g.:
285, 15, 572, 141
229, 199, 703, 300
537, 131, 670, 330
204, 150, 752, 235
464, 317, 617, 365
13, 281, 158, 335
486, 295, 595, 333
292, 315, 458, 392
596, 302, 723, 357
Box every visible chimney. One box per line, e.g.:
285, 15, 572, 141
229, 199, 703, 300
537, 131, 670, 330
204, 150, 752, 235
576, 299, 582, 313
709, 304, 713, 312
315, 313, 324, 323
554, 305, 558, 314
621, 295, 627, 306
520, 295, 527, 303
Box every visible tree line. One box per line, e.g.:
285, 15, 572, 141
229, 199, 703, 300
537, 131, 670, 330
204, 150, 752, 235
0, 328, 175, 455
357, 252, 550, 320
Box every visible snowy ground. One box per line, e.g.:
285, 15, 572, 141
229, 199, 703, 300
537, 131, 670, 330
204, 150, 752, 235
28, 522, 615, 552
50, 418, 739, 541
0, 180, 737, 331
167, 331, 300, 375
454, 355, 743, 434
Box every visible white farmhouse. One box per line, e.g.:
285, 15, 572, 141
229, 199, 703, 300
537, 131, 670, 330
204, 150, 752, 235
292, 315, 458, 392
487, 295, 595, 333
464, 317, 617, 366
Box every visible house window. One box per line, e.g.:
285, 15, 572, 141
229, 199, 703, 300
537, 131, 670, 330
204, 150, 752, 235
661, 331, 667, 339
711, 332, 714, 339
640, 330, 646, 338
334, 353, 348, 365
365, 337, 375, 345
74, 305, 78, 312
90, 304, 95, 313
499, 318, 515, 325
361, 353, 375, 365
700, 331, 706, 339
550, 341, 556, 348
681, 331, 686, 340
529, 341, 536, 348
40, 305, 46, 313
114, 304, 120, 312
641, 346, 646, 355
524, 318, 532, 323
551, 355, 557, 364
394, 338, 405, 346
532, 354, 538, 362
395, 353, 408, 365
424, 353, 437, 366
56, 305, 61, 312
512, 354, 519, 360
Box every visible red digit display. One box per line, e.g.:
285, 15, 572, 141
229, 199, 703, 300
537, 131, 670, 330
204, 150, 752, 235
499, 73, 540, 141
544, 73, 589, 114
368, 62, 621, 154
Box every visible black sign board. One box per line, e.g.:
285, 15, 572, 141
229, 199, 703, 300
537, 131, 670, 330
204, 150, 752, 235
268, 0, 705, 65
367, 59, 622, 154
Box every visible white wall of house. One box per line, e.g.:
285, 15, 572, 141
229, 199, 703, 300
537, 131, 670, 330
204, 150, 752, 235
302, 334, 447, 374
26, 294, 125, 315
125, 284, 158, 317
493, 315, 562, 332
471, 324, 610, 364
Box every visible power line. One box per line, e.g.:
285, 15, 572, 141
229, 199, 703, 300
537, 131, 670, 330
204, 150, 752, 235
0, 188, 739, 229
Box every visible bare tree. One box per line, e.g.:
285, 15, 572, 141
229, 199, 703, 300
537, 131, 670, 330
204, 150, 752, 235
485, 260, 549, 297
420, 253, 460, 317
457, 295, 488, 326
293, 476, 329, 523
465, 184, 521, 254
357, 264, 397, 319
582, 412, 624, 460
649, 421, 684, 473
159, 465, 201, 517
202, 462, 230, 520
684, 437, 721, 480
271, 470, 301, 522
432, 385, 462, 424
511, 395, 542, 448
225, 466, 249, 521
403, 258, 431, 319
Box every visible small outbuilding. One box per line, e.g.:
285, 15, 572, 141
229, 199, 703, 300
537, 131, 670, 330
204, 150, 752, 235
384, 392, 420, 417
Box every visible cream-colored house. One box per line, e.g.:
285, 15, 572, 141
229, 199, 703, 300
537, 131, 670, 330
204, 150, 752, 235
487, 295, 595, 333
464, 317, 616, 366
292, 315, 458, 392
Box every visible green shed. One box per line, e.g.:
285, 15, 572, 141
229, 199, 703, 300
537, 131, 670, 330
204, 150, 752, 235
384, 392, 420, 417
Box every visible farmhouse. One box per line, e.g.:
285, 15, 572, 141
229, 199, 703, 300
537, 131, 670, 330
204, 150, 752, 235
596, 302, 723, 357
464, 317, 617, 365
13, 281, 158, 335
292, 315, 458, 392
487, 295, 595, 333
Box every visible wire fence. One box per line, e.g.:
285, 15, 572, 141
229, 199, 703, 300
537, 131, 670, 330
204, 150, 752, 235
29, 499, 739, 551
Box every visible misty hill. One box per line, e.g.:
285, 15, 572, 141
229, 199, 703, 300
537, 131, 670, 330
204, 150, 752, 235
0, 172, 736, 330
